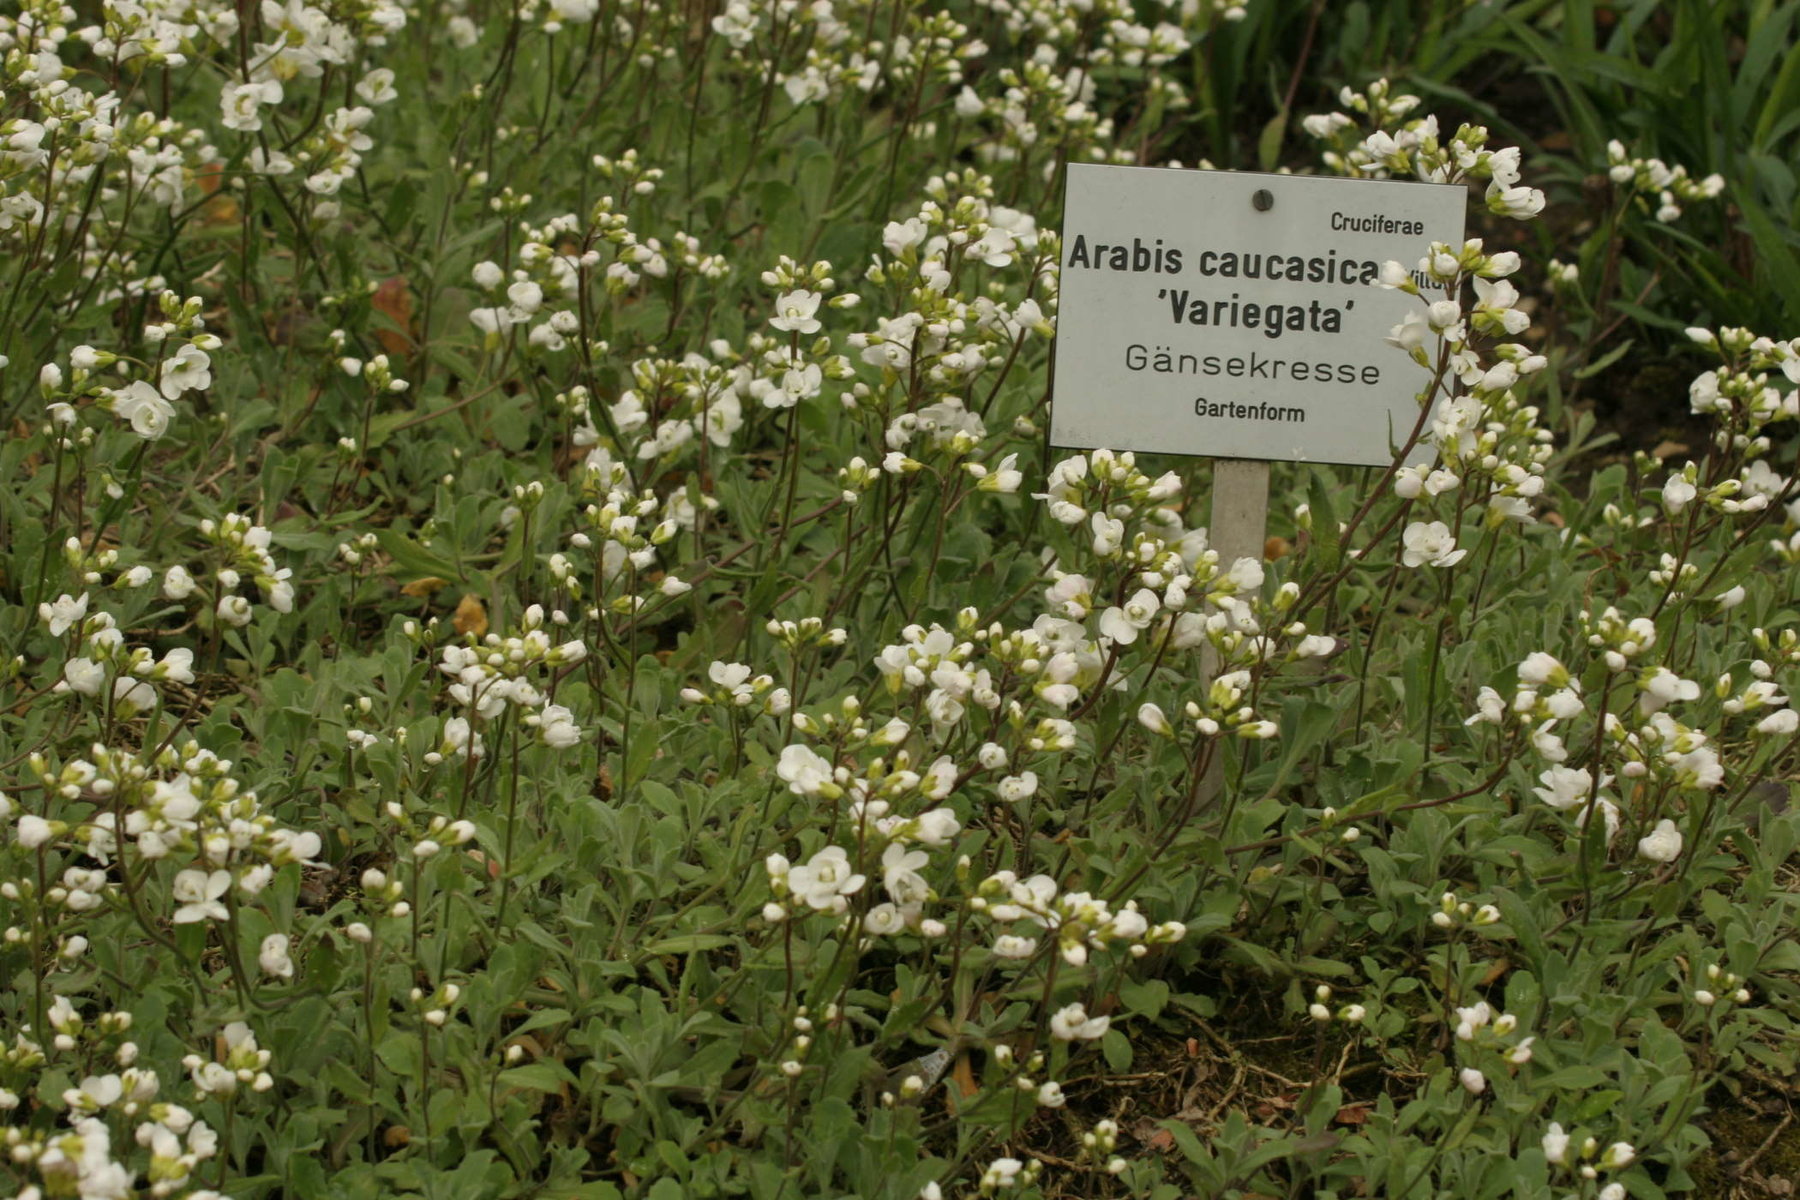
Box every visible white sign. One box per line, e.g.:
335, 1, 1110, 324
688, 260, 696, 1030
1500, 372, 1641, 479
1050, 164, 1465, 467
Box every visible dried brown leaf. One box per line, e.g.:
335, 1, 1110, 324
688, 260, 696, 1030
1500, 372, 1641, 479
372, 275, 414, 358
453, 592, 488, 638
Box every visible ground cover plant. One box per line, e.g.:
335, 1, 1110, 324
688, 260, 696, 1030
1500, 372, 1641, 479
3, 0, 1799, 1197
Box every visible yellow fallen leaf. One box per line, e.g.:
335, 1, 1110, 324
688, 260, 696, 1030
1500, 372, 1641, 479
195, 161, 239, 224
454, 593, 488, 639
399, 576, 450, 598
371, 275, 414, 357
951, 1050, 978, 1098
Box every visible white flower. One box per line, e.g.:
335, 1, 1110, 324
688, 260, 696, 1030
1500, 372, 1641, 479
441, 715, 484, 760
159, 344, 212, 399
1098, 588, 1159, 645
864, 903, 906, 935
189, 1060, 238, 1096
1427, 299, 1463, 332
880, 842, 930, 905
1542, 1122, 1569, 1164
113, 675, 158, 715
1138, 702, 1172, 736
997, 772, 1037, 802
217, 594, 254, 627
259, 934, 294, 978
1533, 765, 1609, 811
1639, 667, 1700, 715
39, 592, 88, 636
1385, 310, 1430, 361
59, 657, 105, 697
1049, 1003, 1109, 1041
786, 846, 866, 914
1637, 818, 1682, 863
1486, 181, 1546, 219
765, 361, 822, 409
1518, 652, 1570, 688
913, 807, 960, 847
171, 869, 231, 923
776, 744, 839, 799
1089, 513, 1124, 556
1544, 688, 1584, 720
535, 703, 583, 748
883, 218, 928, 257
355, 68, 397, 104
1453, 1001, 1493, 1040
1400, 521, 1467, 568
980, 1159, 1024, 1190
111, 380, 177, 438
992, 934, 1037, 958
1458, 1067, 1486, 1094
1756, 708, 1799, 735
971, 452, 1023, 494
769, 290, 823, 334
220, 78, 283, 131
18, 815, 56, 848
1465, 686, 1506, 725
157, 648, 197, 684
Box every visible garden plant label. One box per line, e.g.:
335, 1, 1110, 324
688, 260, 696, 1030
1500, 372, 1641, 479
1052, 164, 1466, 467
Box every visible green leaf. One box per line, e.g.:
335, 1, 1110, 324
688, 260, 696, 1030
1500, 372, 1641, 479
1257, 109, 1288, 173
1572, 337, 1634, 380
498, 1061, 578, 1093
643, 933, 733, 955
1100, 1027, 1134, 1072
1119, 978, 1170, 1019
1736, 188, 1800, 319
374, 528, 463, 582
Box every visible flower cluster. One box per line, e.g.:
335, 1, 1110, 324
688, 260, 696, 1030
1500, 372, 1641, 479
0, 1002, 230, 1199
1605, 140, 1725, 223
1305, 79, 1546, 218
1383, 238, 1553, 532
37, 291, 220, 444
42, 594, 194, 718
15, 741, 321, 916
1541, 1124, 1638, 1198
971, 868, 1185, 966
187, 512, 298, 628
1466, 633, 1756, 855
1448, 999, 1536, 1096
1681, 325, 1800, 457
433, 604, 590, 753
